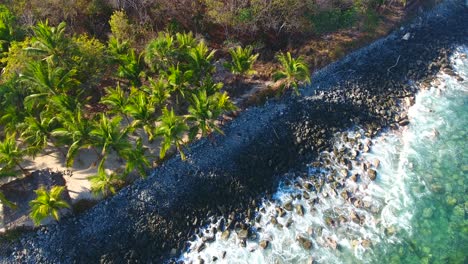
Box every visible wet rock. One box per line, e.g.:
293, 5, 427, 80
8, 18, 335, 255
197, 243, 206, 253
221, 251, 227, 259
237, 229, 249, 240
350, 211, 360, 223
325, 237, 338, 250
296, 204, 305, 216
284, 201, 293, 211
303, 192, 310, 200
350, 174, 359, 182
259, 240, 269, 249
398, 119, 410, 126
221, 230, 230, 240
372, 159, 380, 169
361, 239, 372, 248
340, 191, 349, 200
446, 196, 457, 206
368, 169, 377, 181
296, 235, 313, 250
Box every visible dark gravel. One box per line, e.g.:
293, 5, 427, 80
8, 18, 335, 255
1, 1, 467, 263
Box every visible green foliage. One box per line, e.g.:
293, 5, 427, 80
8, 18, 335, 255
88, 158, 124, 197
90, 114, 132, 157
0, 39, 32, 79
29, 185, 70, 225
155, 107, 188, 160
273, 52, 311, 95
187, 90, 236, 140
0, 191, 16, 209
71, 35, 108, 87
52, 109, 95, 167
186, 41, 216, 83
0, 4, 18, 62
0, 133, 27, 175
119, 138, 150, 177
224, 45, 259, 77
100, 83, 128, 116
125, 88, 157, 141
310, 7, 358, 34
116, 48, 145, 87
144, 32, 176, 72
19, 112, 57, 157
25, 21, 69, 66
109, 10, 133, 43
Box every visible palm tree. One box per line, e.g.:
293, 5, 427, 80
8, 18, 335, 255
19, 112, 58, 157
120, 138, 150, 177
29, 185, 70, 226
186, 41, 216, 83
88, 158, 124, 198
144, 32, 176, 72
52, 109, 95, 167
145, 77, 171, 106
0, 133, 27, 175
175, 32, 197, 53
224, 45, 259, 83
166, 64, 191, 100
125, 88, 157, 141
100, 83, 130, 123
21, 61, 80, 110
25, 20, 69, 66
154, 107, 188, 160
90, 114, 132, 158
273, 52, 311, 95
117, 48, 144, 87
186, 90, 235, 140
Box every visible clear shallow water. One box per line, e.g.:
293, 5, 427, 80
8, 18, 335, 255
180, 47, 468, 264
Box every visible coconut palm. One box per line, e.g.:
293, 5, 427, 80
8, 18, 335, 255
117, 48, 144, 87
120, 138, 150, 177
224, 45, 259, 79
90, 114, 132, 158
175, 32, 197, 53
273, 52, 311, 95
145, 77, 171, 106
88, 158, 124, 197
100, 83, 130, 123
21, 61, 80, 110
29, 185, 70, 225
52, 109, 95, 167
186, 90, 235, 140
19, 113, 57, 157
25, 21, 69, 66
144, 32, 176, 72
155, 107, 188, 160
125, 88, 157, 141
186, 41, 216, 83
0, 133, 27, 175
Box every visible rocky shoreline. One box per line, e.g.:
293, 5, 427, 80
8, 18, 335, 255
1, 1, 467, 263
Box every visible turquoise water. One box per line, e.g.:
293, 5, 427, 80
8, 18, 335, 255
370, 48, 468, 264
180, 48, 468, 263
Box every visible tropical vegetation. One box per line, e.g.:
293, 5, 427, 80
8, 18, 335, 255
29, 186, 70, 225
2, 0, 418, 226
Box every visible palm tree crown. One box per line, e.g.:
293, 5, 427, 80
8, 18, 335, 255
273, 52, 311, 95
29, 185, 70, 225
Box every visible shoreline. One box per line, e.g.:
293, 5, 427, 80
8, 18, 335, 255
1, 0, 467, 262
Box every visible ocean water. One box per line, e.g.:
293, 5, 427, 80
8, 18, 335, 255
180, 47, 468, 264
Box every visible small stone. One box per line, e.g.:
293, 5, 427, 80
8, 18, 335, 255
350, 211, 360, 223
259, 240, 269, 249
296, 235, 313, 249
372, 159, 380, 169
284, 201, 293, 211
361, 239, 372, 248
368, 169, 377, 181
350, 174, 358, 182
296, 204, 305, 216
197, 243, 206, 253
398, 119, 410, 126
238, 229, 248, 240
221, 230, 230, 240
325, 237, 337, 250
